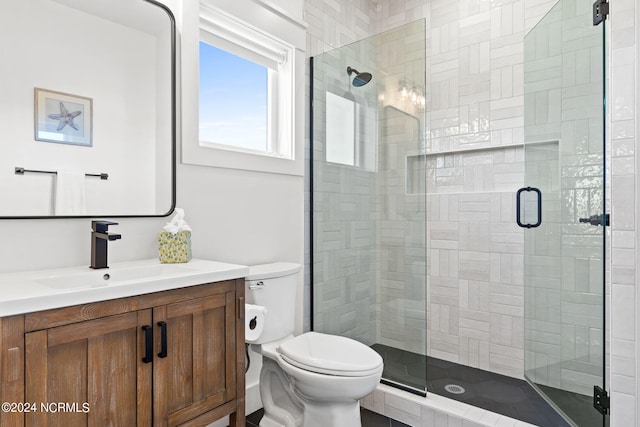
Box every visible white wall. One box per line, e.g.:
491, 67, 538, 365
179, 0, 306, 333
609, 0, 638, 424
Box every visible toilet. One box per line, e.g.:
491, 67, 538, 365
245, 262, 383, 427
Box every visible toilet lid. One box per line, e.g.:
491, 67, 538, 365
277, 332, 383, 377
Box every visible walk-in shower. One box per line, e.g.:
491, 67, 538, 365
311, 2, 607, 425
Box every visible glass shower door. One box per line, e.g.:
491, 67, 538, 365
522, 1, 606, 426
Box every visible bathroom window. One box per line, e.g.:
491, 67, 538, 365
199, 42, 268, 153
198, 5, 294, 160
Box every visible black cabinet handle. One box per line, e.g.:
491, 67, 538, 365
158, 321, 168, 358
142, 325, 153, 363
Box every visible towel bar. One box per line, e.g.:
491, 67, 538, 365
14, 167, 108, 180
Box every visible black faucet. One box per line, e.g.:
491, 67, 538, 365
90, 221, 122, 269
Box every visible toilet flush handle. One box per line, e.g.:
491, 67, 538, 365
249, 281, 264, 290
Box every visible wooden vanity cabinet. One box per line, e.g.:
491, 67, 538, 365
0, 278, 245, 427
25, 310, 152, 427
154, 291, 240, 426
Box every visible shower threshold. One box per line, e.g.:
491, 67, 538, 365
371, 343, 589, 427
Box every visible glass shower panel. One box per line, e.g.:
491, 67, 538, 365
311, 31, 379, 347
523, 0, 605, 425
311, 20, 427, 395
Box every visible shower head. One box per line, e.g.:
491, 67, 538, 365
347, 66, 372, 87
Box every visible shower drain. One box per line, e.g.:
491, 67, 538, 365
444, 384, 466, 395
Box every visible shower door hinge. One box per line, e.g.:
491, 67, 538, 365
593, 0, 609, 26
593, 386, 610, 415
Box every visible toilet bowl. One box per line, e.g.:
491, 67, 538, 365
245, 263, 383, 427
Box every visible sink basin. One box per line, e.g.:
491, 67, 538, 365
38, 263, 198, 289
0, 259, 249, 317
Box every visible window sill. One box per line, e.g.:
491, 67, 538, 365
183, 141, 303, 176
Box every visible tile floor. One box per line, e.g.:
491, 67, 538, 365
246, 408, 408, 427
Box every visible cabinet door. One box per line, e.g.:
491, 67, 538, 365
153, 291, 236, 427
25, 310, 153, 427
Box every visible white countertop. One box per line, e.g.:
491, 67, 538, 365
0, 259, 249, 317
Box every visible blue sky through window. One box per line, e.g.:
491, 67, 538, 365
199, 42, 268, 152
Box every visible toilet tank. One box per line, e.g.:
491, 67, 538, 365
245, 262, 301, 345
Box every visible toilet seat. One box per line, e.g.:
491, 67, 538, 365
277, 332, 383, 377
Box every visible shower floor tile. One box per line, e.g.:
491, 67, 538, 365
371, 343, 596, 427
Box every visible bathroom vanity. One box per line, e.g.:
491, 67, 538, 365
0, 259, 248, 427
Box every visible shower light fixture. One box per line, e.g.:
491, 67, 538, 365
399, 79, 425, 109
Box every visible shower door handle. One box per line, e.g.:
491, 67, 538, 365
516, 187, 542, 228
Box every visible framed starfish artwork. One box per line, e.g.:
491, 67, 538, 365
34, 88, 92, 147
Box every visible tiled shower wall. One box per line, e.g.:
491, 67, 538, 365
426, 189, 525, 378
311, 19, 428, 351
374, 0, 546, 378
306, 0, 552, 379
522, 0, 605, 397
375, 21, 428, 355
304, 0, 376, 333
310, 35, 379, 344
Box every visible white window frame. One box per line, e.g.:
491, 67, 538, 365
181, 0, 304, 176
199, 6, 293, 159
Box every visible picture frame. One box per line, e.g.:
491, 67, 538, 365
34, 88, 93, 147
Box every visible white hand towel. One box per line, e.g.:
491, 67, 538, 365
54, 171, 87, 215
